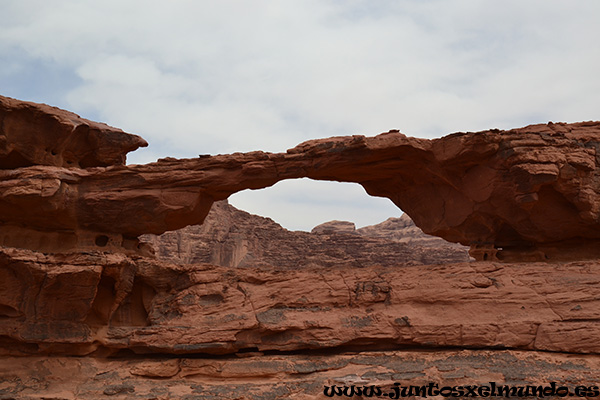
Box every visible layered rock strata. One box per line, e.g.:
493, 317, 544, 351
3, 350, 598, 399
3, 244, 600, 398
2, 96, 600, 399
142, 200, 470, 268
0, 95, 147, 168
357, 213, 460, 246
1, 96, 599, 261
2, 247, 600, 357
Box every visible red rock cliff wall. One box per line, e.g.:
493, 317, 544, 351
2, 96, 600, 399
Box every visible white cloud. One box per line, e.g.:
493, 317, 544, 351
1, 0, 599, 230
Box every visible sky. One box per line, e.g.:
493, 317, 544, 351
1, 1, 599, 231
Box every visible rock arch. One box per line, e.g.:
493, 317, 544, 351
2, 95, 600, 261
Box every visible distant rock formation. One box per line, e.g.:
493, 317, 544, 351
142, 201, 470, 267
357, 213, 458, 246
311, 220, 357, 234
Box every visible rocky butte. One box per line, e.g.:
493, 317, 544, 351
1, 94, 600, 399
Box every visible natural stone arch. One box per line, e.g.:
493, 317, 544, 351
3, 96, 600, 261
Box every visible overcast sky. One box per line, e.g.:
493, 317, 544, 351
1, 1, 599, 231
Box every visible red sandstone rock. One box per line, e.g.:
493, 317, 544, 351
141, 200, 470, 267
311, 220, 357, 234
2, 247, 600, 357
2, 96, 600, 399
0, 95, 147, 168
357, 213, 464, 247
1, 350, 598, 399
0, 98, 598, 261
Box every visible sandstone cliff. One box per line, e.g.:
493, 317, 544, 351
3, 247, 600, 357
1, 95, 600, 399
3, 247, 600, 397
142, 200, 470, 267
357, 213, 455, 246
5, 351, 598, 399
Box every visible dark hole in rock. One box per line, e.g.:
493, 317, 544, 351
95, 235, 109, 247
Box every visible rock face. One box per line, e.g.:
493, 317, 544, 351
0, 97, 598, 261
0, 95, 147, 168
4, 351, 600, 399
3, 245, 600, 398
2, 247, 600, 357
357, 213, 460, 247
2, 96, 600, 399
142, 200, 470, 267
311, 220, 357, 234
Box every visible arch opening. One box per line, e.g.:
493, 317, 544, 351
228, 178, 402, 232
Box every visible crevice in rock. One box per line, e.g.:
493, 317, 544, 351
109, 276, 155, 328
88, 341, 600, 361
86, 274, 116, 326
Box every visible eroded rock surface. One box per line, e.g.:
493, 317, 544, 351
2, 350, 598, 399
311, 220, 357, 235
3, 244, 600, 398
0, 96, 599, 261
142, 200, 469, 267
0, 95, 147, 168
2, 96, 600, 399
2, 247, 600, 357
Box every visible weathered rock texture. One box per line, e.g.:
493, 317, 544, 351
3, 350, 599, 399
142, 200, 470, 267
311, 220, 358, 235
3, 245, 600, 397
357, 213, 460, 246
0, 97, 599, 261
2, 247, 600, 357
2, 96, 600, 399
0, 95, 147, 169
